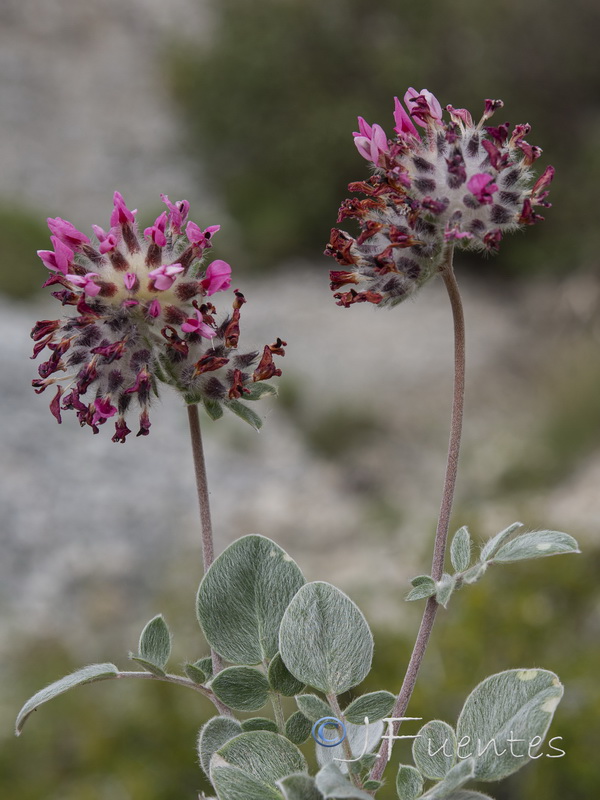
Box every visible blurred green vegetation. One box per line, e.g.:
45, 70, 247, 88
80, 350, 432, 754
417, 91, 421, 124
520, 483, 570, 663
170, 0, 600, 276
0, 206, 49, 298
4, 542, 596, 799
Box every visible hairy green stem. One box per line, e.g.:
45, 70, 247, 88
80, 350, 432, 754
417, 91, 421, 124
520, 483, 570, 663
186, 404, 226, 685
327, 693, 364, 789
117, 670, 220, 708
370, 247, 465, 784
271, 692, 286, 734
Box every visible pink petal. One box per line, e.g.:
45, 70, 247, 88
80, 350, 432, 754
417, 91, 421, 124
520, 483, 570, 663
148, 299, 161, 317
356, 116, 372, 138
124, 273, 137, 290
393, 97, 418, 136
202, 259, 232, 295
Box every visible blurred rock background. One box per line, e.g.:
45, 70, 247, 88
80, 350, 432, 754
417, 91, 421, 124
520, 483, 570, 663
1, 1, 599, 798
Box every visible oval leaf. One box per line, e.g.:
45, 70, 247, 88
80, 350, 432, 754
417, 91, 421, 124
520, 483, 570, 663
269, 652, 306, 696
456, 668, 564, 780
210, 759, 284, 800
424, 758, 475, 799
138, 614, 171, 668
491, 531, 580, 563
197, 534, 305, 664
315, 763, 373, 799
412, 719, 457, 779
16, 663, 118, 735
396, 764, 423, 800
216, 731, 307, 786
285, 711, 313, 745
197, 715, 243, 776
316, 720, 383, 774
211, 666, 270, 712
450, 526, 472, 572
343, 691, 395, 724
295, 694, 333, 723
279, 582, 373, 694
479, 521, 523, 562
242, 717, 279, 733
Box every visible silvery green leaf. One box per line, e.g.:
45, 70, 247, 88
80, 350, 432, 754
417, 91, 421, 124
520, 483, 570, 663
479, 522, 523, 562
279, 582, 373, 694
197, 534, 305, 664
412, 720, 457, 779
356, 753, 378, 770
196, 656, 214, 680
456, 668, 564, 781
269, 652, 306, 696
225, 399, 263, 430
128, 654, 166, 676
343, 691, 395, 724
15, 663, 118, 735
197, 716, 243, 776
314, 763, 373, 799
295, 694, 333, 723
423, 758, 475, 799
138, 614, 171, 669
211, 666, 270, 711
209, 759, 284, 800
316, 720, 383, 774
242, 717, 279, 733
435, 574, 456, 609
202, 398, 224, 421
285, 711, 313, 744
184, 662, 207, 684
278, 773, 323, 800
215, 731, 307, 786
362, 780, 382, 791
460, 563, 487, 585
245, 382, 278, 401
440, 792, 495, 800
491, 531, 580, 563
450, 526, 472, 572
406, 576, 436, 602
395, 764, 423, 800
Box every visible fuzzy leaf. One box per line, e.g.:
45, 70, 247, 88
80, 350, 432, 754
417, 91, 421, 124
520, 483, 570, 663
128, 654, 166, 676
285, 711, 313, 744
202, 398, 225, 421
440, 792, 495, 800
456, 668, 564, 780
215, 731, 307, 786
197, 715, 243, 776
435, 574, 456, 608
343, 691, 395, 724
184, 662, 207, 684
225, 399, 263, 430
279, 582, 373, 694
138, 614, 171, 669
406, 576, 436, 602
295, 694, 333, 723
210, 760, 283, 800
278, 773, 323, 800
269, 652, 306, 696
412, 719, 457, 779
196, 656, 214, 680
491, 531, 580, 563
450, 526, 472, 572
245, 382, 278, 401
197, 534, 305, 664
315, 763, 373, 799
460, 563, 487, 585
242, 717, 279, 733
16, 663, 118, 735
479, 522, 523, 562
424, 758, 475, 799
395, 764, 423, 800
211, 666, 270, 712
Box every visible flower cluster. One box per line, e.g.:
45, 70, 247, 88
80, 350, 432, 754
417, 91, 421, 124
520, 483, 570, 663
32, 192, 285, 441
325, 88, 554, 308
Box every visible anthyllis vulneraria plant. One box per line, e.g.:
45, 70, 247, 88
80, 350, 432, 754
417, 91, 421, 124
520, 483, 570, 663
32, 191, 285, 442
17, 94, 580, 800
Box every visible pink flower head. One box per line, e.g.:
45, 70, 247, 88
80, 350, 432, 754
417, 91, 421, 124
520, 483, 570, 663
47, 217, 90, 249
467, 173, 499, 204
161, 194, 190, 234
404, 88, 443, 127
446, 105, 473, 127
144, 212, 167, 247
110, 191, 136, 227
148, 263, 184, 291
68, 272, 101, 297
185, 221, 221, 250
353, 117, 389, 164
181, 309, 217, 338
92, 225, 119, 254
37, 236, 74, 275
393, 97, 418, 137
91, 396, 117, 426
201, 259, 232, 295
